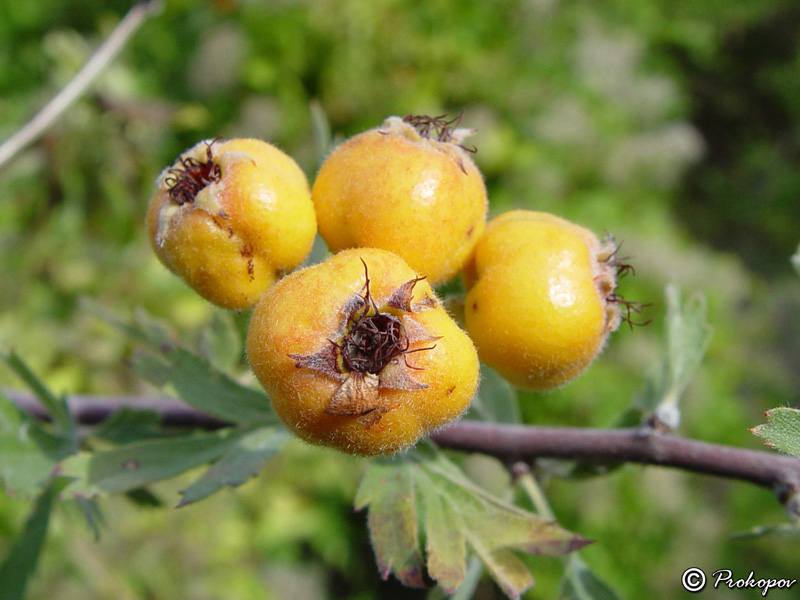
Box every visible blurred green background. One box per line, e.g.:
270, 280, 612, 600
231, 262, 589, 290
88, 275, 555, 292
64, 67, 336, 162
2, 0, 800, 598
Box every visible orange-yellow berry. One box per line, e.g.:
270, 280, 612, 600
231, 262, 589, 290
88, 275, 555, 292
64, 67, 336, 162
463, 210, 623, 390
146, 138, 317, 310
246, 248, 480, 455
311, 115, 487, 286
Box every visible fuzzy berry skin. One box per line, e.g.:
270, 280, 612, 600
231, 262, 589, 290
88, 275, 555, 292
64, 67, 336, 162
246, 248, 480, 456
463, 210, 621, 391
311, 116, 487, 286
146, 138, 317, 310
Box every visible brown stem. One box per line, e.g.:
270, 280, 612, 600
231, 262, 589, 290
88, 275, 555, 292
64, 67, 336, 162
429, 421, 800, 491
4, 389, 227, 430
5, 389, 800, 509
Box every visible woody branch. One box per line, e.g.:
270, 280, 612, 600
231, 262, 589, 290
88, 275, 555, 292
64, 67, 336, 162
6, 389, 800, 511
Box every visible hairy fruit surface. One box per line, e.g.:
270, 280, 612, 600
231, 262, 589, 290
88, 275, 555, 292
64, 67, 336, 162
311, 115, 488, 286
246, 248, 479, 455
146, 138, 317, 310
463, 210, 625, 391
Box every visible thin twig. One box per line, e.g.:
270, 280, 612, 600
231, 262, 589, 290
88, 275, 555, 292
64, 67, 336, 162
6, 389, 800, 512
0, 0, 162, 171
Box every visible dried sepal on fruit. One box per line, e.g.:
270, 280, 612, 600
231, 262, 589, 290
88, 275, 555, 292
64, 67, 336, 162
463, 210, 646, 391
311, 114, 488, 285
146, 137, 317, 310
247, 248, 480, 455
289, 259, 439, 428
163, 137, 223, 205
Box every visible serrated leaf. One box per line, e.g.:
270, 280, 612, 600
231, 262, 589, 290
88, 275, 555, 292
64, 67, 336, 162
81, 299, 175, 349
91, 408, 166, 444
467, 365, 521, 425
355, 462, 426, 588
0, 433, 59, 499
131, 348, 274, 426
450, 557, 484, 600
751, 407, 800, 458
86, 304, 274, 426
0, 486, 55, 600
664, 287, 711, 396
198, 309, 243, 372
422, 456, 589, 556
59, 428, 241, 498
1, 351, 75, 439
419, 482, 467, 592
559, 555, 624, 600
357, 453, 588, 599
0, 393, 24, 434
310, 100, 333, 166
178, 428, 288, 506
74, 497, 105, 541
0, 390, 74, 499
470, 546, 533, 600
635, 286, 712, 428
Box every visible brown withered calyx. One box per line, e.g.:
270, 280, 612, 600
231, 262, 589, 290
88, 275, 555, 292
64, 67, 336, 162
289, 260, 439, 427
164, 138, 222, 205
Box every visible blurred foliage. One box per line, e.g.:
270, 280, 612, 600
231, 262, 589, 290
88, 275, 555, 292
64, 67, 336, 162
2, 0, 800, 598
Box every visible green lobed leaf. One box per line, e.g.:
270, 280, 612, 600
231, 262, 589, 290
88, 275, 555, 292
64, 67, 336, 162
310, 100, 334, 167
198, 309, 243, 373
664, 286, 712, 398
354, 461, 426, 588
74, 497, 105, 541
422, 456, 589, 556
91, 408, 168, 445
751, 407, 800, 458
0, 433, 59, 499
0, 485, 55, 600
81, 299, 175, 349
88, 303, 274, 425
357, 452, 589, 599
418, 480, 467, 593
635, 285, 712, 428
470, 546, 532, 600
131, 348, 275, 426
449, 557, 484, 600
559, 555, 624, 600
0, 389, 75, 499
1, 351, 75, 440
178, 428, 289, 507
59, 428, 242, 498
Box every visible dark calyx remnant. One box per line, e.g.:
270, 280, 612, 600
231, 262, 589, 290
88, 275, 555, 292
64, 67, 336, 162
601, 236, 652, 328
339, 260, 431, 376
289, 260, 437, 423
403, 113, 477, 153
165, 138, 222, 205
342, 312, 408, 375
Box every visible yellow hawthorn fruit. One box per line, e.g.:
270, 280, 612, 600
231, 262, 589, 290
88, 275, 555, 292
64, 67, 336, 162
246, 248, 480, 456
463, 210, 627, 391
146, 138, 317, 310
311, 115, 488, 286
